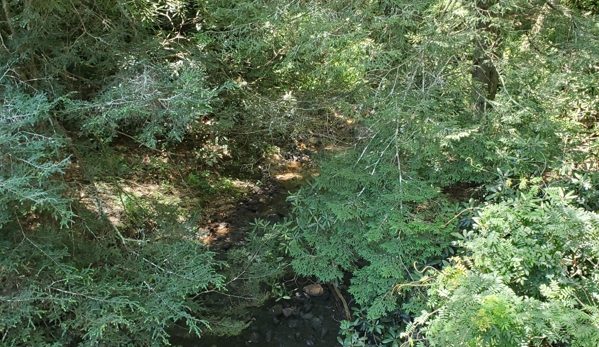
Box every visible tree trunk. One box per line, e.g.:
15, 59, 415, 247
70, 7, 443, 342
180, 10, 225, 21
471, 0, 500, 114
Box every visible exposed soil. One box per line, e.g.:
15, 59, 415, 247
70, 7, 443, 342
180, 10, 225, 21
196, 153, 317, 252
196, 175, 289, 251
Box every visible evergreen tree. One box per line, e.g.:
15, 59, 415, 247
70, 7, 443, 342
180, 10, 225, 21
2, 0, 599, 345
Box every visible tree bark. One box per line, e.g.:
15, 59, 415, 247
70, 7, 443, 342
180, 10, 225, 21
471, 0, 500, 114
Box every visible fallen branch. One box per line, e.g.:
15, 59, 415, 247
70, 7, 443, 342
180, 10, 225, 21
330, 282, 351, 320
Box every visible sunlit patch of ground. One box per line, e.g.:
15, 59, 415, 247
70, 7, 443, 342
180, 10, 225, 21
275, 172, 303, 181
263, 149, 319, 191
70, 129, 350, 248
230, 179, 257, 190
77, 182, 123, 226
77, 180, 185, 227
199, 222, 231, 245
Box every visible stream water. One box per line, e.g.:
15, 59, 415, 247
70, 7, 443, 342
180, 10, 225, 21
171, 286, 343, 347
170, 158, 343, 347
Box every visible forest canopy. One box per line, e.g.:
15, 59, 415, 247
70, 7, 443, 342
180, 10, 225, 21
1, 0, 599, 346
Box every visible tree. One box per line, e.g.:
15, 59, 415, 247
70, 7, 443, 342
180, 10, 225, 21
409, 188, 599, 346
3, 0, 599, 345
276, 0, 599, 345
0, 1, 251, 345
471, 0, 501, 113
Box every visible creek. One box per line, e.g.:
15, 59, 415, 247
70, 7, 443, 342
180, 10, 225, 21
171, 286, 343, 347
170, 157, 344, 347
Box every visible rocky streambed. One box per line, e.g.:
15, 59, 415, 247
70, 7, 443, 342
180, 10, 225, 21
170, 157, 346, 347
171, 282, 344, 347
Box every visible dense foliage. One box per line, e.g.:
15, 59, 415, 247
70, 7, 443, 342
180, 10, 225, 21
2, 0, 599, 346
415, 187, 599, 346
274, 0, 599, 346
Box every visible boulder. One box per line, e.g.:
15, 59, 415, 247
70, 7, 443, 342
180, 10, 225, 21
303, 284, 324, 297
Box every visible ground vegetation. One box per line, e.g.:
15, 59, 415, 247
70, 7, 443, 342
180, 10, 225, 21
1, 0, 599, 346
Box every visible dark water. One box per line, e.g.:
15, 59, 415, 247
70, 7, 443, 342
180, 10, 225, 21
171, 284, 343, 347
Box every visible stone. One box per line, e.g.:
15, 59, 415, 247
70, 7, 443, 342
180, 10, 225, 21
282, 307, 294, 318
267, 214, 282, 224
265, 330, 272, 342
287, 319, 299, 328
311, 316, 323, 331
303, 284, 324, 296
268, 304, 283, 317
247, 331, 260, 343
299, 312, 313, 320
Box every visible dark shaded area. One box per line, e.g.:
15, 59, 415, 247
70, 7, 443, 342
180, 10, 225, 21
171, 283, 343, 347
